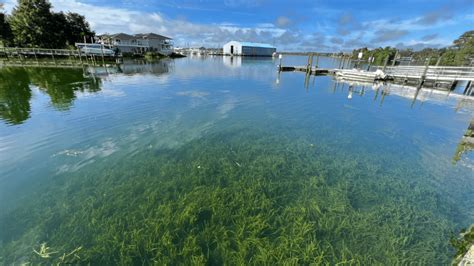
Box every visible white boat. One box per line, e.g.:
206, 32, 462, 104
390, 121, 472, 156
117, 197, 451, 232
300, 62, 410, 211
80, 44, 115, 56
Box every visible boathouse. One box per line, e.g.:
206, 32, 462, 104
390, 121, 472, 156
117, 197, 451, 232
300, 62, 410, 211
223, 41, 276, 56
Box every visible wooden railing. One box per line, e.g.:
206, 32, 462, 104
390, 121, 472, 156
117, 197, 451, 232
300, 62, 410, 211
375, 66, 474, 81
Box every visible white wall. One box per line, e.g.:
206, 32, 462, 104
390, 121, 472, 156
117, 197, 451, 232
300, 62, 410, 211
223, 41, 242, 55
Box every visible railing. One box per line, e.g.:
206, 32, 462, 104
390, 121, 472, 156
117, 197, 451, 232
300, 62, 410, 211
381, 66, 474, 81
1, 47, 81, 56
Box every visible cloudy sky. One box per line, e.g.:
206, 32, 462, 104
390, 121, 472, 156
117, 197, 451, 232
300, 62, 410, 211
3, 0, 474, 51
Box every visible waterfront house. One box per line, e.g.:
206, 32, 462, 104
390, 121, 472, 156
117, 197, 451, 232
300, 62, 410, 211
223, 41, 276, 56
97, 33, 173, 55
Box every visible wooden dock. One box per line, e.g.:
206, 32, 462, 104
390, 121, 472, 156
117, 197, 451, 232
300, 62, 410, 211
0, 47, 122, 68
280, 66, 331, 75
0, 47, 117, 57
279, 61, 474, 95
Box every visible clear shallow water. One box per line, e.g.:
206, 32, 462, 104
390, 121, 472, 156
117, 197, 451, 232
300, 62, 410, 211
0, 56, 473, 264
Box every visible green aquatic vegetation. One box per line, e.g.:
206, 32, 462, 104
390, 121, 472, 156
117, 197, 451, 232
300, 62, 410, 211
0, 126, 469, 264
451, 225, 474, 264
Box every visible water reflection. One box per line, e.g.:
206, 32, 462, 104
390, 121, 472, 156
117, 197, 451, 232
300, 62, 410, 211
453, 120, 474, 164
30, 68, 102, 110
0, 67, 101, 125
0, 68, 31, 124
117, 59, 171, 75
0, 60, 173, 125
223, 56, 274, 68
326, 78, 474, 161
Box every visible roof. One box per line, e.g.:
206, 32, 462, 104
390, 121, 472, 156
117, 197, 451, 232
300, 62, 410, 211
109, 33, 135, 40
135, 33, 172, 40
228, 41, 275, 49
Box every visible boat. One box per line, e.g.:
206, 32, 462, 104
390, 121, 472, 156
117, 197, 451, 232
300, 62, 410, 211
79, 44, 115, 56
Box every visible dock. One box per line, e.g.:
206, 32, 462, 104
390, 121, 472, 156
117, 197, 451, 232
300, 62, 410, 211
0, 47, 121, 68
279, 56, 474, 96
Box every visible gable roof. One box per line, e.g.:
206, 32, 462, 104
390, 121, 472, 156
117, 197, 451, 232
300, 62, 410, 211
135, 33, 172, 40
104, 33, 135, 40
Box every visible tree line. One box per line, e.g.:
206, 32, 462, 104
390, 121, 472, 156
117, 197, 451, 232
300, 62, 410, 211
350, 31, 474, 66
0, 0, 94, 49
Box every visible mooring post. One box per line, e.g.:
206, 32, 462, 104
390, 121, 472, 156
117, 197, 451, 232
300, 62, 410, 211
382, 56, 390, 72
78, 48, 84, 65
436, 55, 442, 67
464, 81, 472, 95
465, 81, 474, 96
34, 50, 39, 65
51, 51, 56, 66
100, 43, 106, 66
278, 54, 282, 72
391, 50, 398, 67
450, 80, 458, 91
306, 53, 313, 73
417, 57, 431, 90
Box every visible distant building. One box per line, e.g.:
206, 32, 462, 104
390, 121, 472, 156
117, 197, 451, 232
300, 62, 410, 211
97, 33, 173, 55
223, 41, 276, 56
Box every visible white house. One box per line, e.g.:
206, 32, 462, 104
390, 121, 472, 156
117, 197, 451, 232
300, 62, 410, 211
97, 33, 173, 55
223, 41, 276, 56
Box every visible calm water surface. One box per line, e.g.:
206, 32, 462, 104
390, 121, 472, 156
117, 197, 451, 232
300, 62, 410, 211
0, 56, 473, 264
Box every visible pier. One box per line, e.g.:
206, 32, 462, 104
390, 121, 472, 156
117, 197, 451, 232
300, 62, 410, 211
0, 47, 121, 68
279, 55, 474, 96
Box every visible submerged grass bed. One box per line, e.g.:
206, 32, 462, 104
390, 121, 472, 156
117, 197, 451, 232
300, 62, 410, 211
0, 126, 466, 264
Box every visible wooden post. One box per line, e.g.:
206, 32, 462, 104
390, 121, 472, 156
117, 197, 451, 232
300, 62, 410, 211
100, 43, 106, 66
436, 55, 442, 66
417, 57, 431, 90
464, 81, 472, 95
307, 53, 313, 73
278, 54, 282, 71
51, 50, 57, 65
34, 49, 39, 65
382, 56, 390, 72
391, 50, 398, 67
449, 80, 458, 91
78, 48, 84, 65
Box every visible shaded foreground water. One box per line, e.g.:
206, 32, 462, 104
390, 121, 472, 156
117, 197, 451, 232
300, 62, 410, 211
0, 57, 473, 264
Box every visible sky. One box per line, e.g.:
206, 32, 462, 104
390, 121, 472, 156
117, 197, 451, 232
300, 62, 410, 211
2, 0, 474, 51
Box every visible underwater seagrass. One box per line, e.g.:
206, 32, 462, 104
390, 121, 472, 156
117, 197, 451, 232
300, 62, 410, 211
0, 123, 467, 265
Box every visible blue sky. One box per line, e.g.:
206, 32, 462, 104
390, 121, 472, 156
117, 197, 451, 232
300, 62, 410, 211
3, 0, 474, 51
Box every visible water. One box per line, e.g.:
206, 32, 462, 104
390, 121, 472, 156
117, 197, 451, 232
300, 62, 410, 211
0, 56, 473, 264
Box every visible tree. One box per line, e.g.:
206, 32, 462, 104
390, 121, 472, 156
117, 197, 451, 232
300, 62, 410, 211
64, 12, 94, 46
9, 0, 57, 48
8, 0, 95, 48
453, 30, 474, 49
0, 4, 13, 46
452, 31, 474, 65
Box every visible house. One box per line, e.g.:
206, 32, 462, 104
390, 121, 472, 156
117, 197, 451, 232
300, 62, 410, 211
97, 33, 173, 55
223, 41, 276, 56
